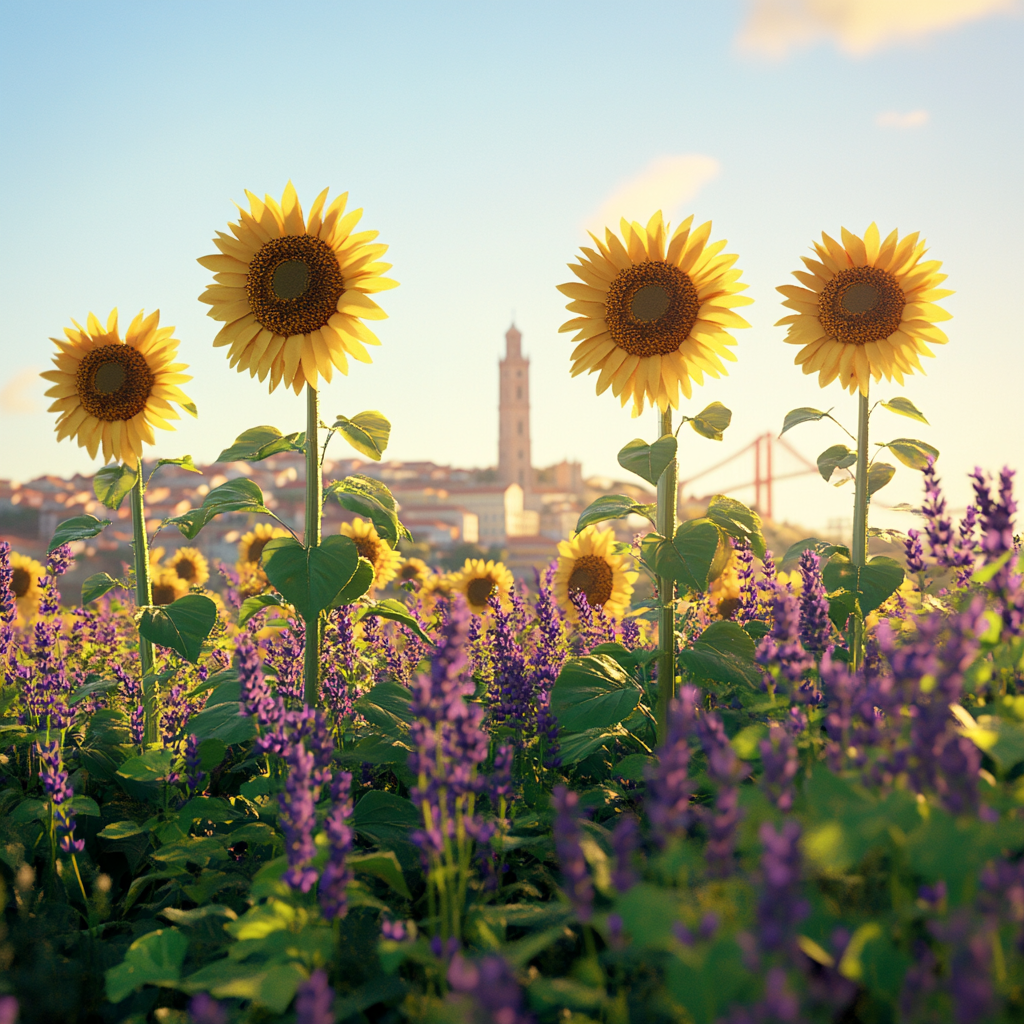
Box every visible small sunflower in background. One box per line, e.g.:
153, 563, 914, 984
164, 546, 210, 588
198, 182, 398, 395
339, 518, 402, 590
553, 526, 637, 621
777, 224, 952, 395
420, 572, 456, 609
10, 552, 45, 623
151, 568, 188, 606
558, 212, 752, 417
453, 558, 514, 615
396, 557, 430, 587
238, 524, 291, 568
708, 550, 743, 620
41, 309, 195, 467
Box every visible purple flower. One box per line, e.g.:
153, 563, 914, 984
610, 814, 640, 893
188, 993, 227, 1024
552, 784, 592, 921
757, 820, 808, 950
696, 712, 745, 877
756, 587, 814, 690
734, 541, 758, 624
184, 733, 205, 794
46, 544, 74, 578
646, 687, 699, 842
36, 739, 83, 854
0, 997, 19, 1024
0, 541, 16, 625
129, 705, 145, 747
319, 772, 354, 920
759, 723, 798, 811
904, 528, 925, 574
488, 595, 532, 736
295, 969, 334, 1024
490, 743, 513, 806
382, 917, 409, 941
797, 550, 831, 653
448, 952, 533, 1023
971, 466, 1022, 637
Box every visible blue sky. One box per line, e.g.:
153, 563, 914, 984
1, 0, 1021, 534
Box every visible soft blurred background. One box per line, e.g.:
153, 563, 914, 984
1, 0, 1021, 576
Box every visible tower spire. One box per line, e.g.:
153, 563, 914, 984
498, 323, 531, 490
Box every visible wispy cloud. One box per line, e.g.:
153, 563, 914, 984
876, 109, 930, 128
0, 367, 43, 415
585, 155, 720, 234
737, 0, 1018, 59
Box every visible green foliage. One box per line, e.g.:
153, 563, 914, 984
153, 454, 201, 475
780, 406, 831, 435
575, 494, 655, 533
617, 434, 677, 485
868, 461, 896, 494
324, 474, 410, 546
333, 410, 392, 461
163, 478, 274, 539
817, 443, 856, 481
49, 512, 110, 552
217, 425, 306, 463
93, 463, 139, 509
237, 591, 286, 626
551, 654, 642, 732
822, 554, 904, 616
881, 396, 929, 424
682, 401, 732, 441
138, 593, 218, 663
641, 518, 724, 591
82, 571, 119, 605
261, 534, 363, 619
105, 927, 189, 1003
357, 598, 431, 641
705, 494, 767, 559
878, 437, 940, 471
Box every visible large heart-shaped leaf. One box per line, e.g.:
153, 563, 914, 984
641, 518, 723, 592
550, 654, 641, 733
49, 513, 111, 552
334, 411, 392, 461
93, 463, 139, 510
325, 475, 408, 545
105, 927, 189, 1004
780, 407, 830, 436
617, 434, 677, 486
187, 701, 256, 745
138, 594, 218, 663
332, 558, 375, 607
261, 535, 361, 620
868, 462, 896, 495
879, 438, 939, 472
217, 425, 306, 463
822, 555, 904, 616
706, 495, 766, 559
818, 444, 856, 482
686, 401, 733, 441
576, 494, 655, 533
163, 478, 273, 540
880, 397, 929, 425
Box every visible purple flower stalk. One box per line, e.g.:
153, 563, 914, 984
904, 528, 925, 574
319, 772, 354, 920
36, 739, 82, 854
756, 587, 815, 695
188, 993, 227, 1024
971, 466, 1022, 637
610, 814, 640, 893
184, 733, 205, 794
757, 820, 809, 950
46, 544, 74, 578
696, 712, 745, 877
797, 550, 831, 653
295, 969, 334, 1024
759, 723, 798, 811
448, 953, 533, 1023
551, 784, 592, 921
646, 687, 699, 843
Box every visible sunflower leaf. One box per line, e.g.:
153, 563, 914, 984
878, 439, 939, 472
333, 558, 375, 607
686, 402, 733, 441
261, 535, 362, 620
880, 397, 929, 425
138, 594, 218, 664
93, 464, 139, 510
324, 475, 409, 546
868, 462, 896, 495
217, 425, 306, 463
576, 495, 654, 533
82, 572, 119, 606
153, 455, 200, 475
705, 495, 767, 559
49, 513, 112, 552
617, 435, 677, 486
237, 592, 286, 627
640, 518, 723, 593
357, 599, 431, 642
780, 407, 831, 436
817, 445, 856, 482
163, 479, 273, 540
334, 411, 391, 462
822, 555, 904, 616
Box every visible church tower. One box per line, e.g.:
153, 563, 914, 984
498, 323, 531, 489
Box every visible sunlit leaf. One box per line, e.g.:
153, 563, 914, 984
217, 425, 305, 463
82, 571, 119, 605
93, 463, 139, 510
817, 444, 856, 482
640, 518, 723, 592
261, 535, 361, 620
49, 513, 111, 552
822, 555, 904, 615
237, 592, 287, 627
153, 455, 200, 474
138, 594, 218, 663
575, 494, 655, 533
879, 438, 939, 471
705, 495, 766, 559
687, 401, 732, 441
617, 434, 677, 486
357, 598, 431, 641
868, 462, 896, 495
880, 397, 929, 424
163, 478, 273, 540
780, 406, 830, 436
324, 475, 408, 546
334, 410, 392, 461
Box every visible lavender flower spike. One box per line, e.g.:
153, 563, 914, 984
552, 784, 593, 921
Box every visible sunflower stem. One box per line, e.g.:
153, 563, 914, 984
656, 407, 677, 746
851, 387, 871, 671
129, 469, 157, 744
303, 384, 323, 706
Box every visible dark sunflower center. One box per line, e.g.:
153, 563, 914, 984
399, 563, 421, 580
246, 538, 270, 564
354, 537, 381, 570
568, 555, 614, 607
467, 577, 496, 607
818, 266, 905, 346
75, 344, 154, 422
246, 235, 345, 337
152, 582, 177, 606
12, 567, 31, 598
173, 558, 197, 582
605, 261, 701, 357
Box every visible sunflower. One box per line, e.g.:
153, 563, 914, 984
151, 568, 188, 606
339, 518, 402, 590
396, 557, 430, 586
452, 558, 515, 615
558, 212, 752, 417
165, 547, 210, 588
420, 571, 456, 609
553, 526, 638, 621
238, 523, 291, 567
777, 224, 953, 395
41, 309, 194, 468
198, 182, 398, 395
10, 552, 45, 623
708, 549, 743, 619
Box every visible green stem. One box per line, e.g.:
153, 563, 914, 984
656, 407, 677, 746
851, 388, 871, 670
303, 385, 322, 706
130, 469, 156, 744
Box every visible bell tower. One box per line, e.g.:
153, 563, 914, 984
498, 323, 531, 490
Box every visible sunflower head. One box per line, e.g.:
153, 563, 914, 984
553, 526, 638, 621
41, 309, 195, 468
777, 224, 952, 395
10, 551, 45, 624
708, 549, 743, 620
198, 182, 399, 395
453, 558, 515, 615
396, 557, 430, 586
339, 518, 402, 590
151, 568, 188, 607
420, 572, 456, 608
558, 212, 752, 417
166, 546, 210, 588
238, 523, 291, 567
